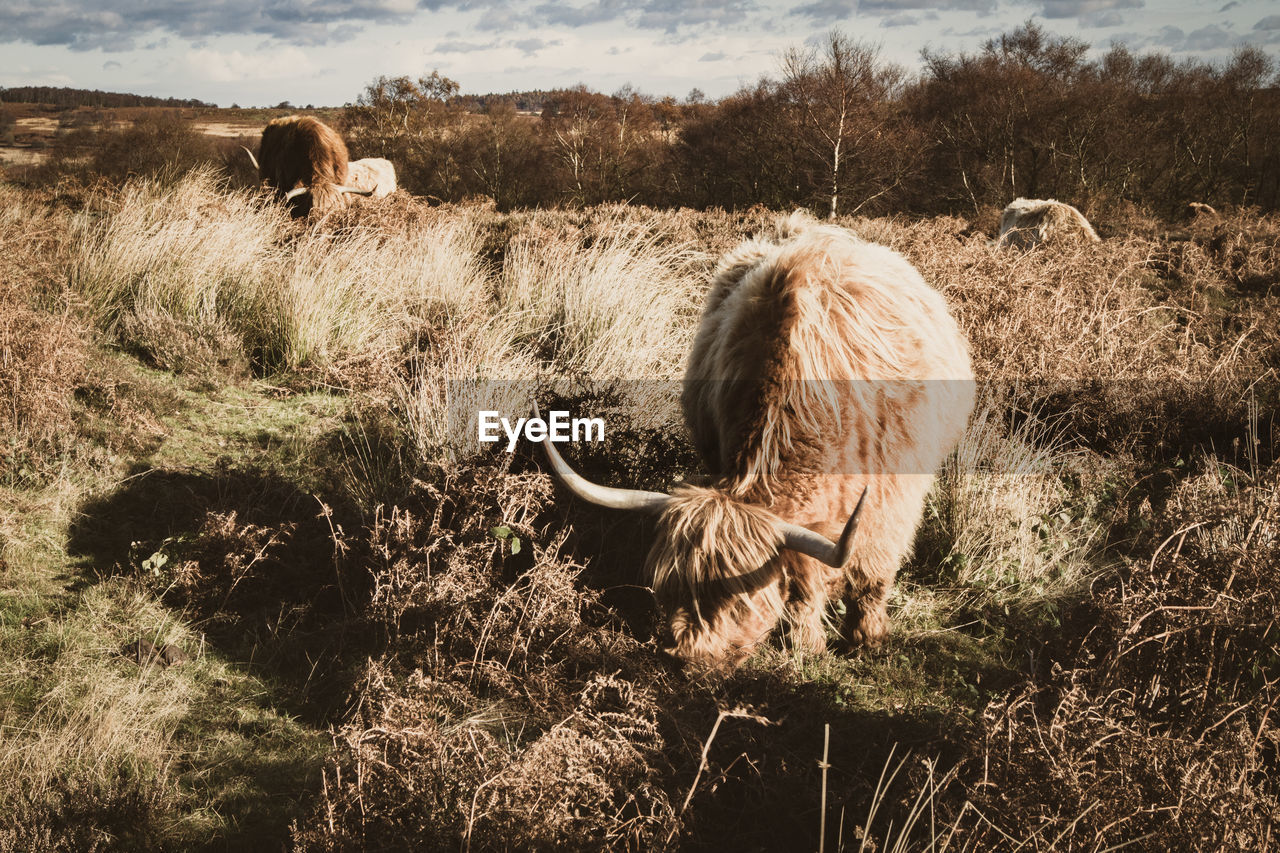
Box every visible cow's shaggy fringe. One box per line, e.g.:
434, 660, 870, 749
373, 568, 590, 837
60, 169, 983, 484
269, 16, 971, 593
647, 486, 787, 662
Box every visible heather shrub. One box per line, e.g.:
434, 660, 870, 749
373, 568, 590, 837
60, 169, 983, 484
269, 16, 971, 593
0, 302, 88, 478
950, 457, 1280, 850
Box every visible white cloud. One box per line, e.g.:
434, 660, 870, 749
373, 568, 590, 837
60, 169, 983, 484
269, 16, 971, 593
182, 46, 316, 82
1040, 0, 1143, 21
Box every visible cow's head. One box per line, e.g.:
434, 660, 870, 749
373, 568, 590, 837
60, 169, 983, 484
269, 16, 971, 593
537, 419, 864, 666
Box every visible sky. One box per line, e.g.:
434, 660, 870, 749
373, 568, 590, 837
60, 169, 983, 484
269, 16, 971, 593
1, 0, 1278, 107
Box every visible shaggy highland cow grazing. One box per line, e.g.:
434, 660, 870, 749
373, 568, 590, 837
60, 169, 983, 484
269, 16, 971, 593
542, 214, 975, 667
247, 116, 371, 215
996, 198, 1101, 249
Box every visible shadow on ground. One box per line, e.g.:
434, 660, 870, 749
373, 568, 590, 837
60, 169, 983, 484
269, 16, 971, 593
67, 460, 374, 719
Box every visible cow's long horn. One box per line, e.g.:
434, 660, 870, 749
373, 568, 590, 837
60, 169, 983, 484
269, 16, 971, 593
776, 488, 867, 568
284, 186, 310, 201
337, 185, 376, 196
241, 145, 260, 170
535, 403, 672, 513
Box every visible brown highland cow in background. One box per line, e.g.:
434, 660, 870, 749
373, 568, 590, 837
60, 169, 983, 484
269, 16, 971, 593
245, 116, 371, 215
542, 213, 975, 667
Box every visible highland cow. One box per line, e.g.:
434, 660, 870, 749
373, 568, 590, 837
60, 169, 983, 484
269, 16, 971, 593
996, 198, 1100, 249
346, 158, 397, 197
244, 116, 372, 215
540, 214, 975, 667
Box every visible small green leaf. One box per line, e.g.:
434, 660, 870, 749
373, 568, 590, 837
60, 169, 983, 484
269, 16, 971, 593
142, 551, 169, 576
510, 537, 522, 555
490, 525, 512, 540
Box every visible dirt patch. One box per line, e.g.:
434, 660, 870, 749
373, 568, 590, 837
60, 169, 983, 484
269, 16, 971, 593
192, 121, 260, 139
15, 117, 58, 134
0, 148, 47, 166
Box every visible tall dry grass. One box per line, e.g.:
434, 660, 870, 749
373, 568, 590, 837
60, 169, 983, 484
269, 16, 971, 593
905, 402, 1105, 626
0, 584, 192, 849
71, 169, 277, 335
67, 174, 711, 463
496, 214, 705, 378
69, 170, 494, 378
0, 183, 90, 483
854, 217, 1227, 379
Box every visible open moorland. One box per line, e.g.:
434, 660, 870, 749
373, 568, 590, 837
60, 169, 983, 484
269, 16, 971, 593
2, 63, 1280, 851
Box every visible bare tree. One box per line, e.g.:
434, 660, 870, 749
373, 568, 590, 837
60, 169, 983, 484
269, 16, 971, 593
462, 101, 547, 208
343, 70, 464, 196
780, 32, 905, 218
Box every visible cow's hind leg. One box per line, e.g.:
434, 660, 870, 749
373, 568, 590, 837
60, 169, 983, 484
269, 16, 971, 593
840, 476, 933, 649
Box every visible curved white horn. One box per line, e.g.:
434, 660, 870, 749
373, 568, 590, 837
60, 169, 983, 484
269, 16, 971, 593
284, 186, 310, 201
775, 488, 867, 568
336, 185, 376, 196
241, 145, 260, 171
535, 402, 672, 513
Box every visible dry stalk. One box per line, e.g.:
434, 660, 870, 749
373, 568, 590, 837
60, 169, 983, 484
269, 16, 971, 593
668, 707, 774, 845
819, 723, 831, 853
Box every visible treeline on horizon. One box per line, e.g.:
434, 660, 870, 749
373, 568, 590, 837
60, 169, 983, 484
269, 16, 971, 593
0, 85, 213, 110
7, 23, 1280, 218
342, 23, 1280, 218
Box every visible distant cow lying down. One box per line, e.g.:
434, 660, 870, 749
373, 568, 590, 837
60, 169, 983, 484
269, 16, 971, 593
345, 158, 397, 197
243, 116, 373, 216
996, 198, 1100, 249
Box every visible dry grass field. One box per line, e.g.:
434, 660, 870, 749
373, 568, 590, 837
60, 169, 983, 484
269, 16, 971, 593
1, 168, 1278, 851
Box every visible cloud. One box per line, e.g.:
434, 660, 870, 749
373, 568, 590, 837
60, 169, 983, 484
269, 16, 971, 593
1154, 25, 1185, 46
1181, 23, 1236, 50
1, 0, 768, 49
633, 0, 755, 32
1080, 9, 1126, 26
880, 12, 919, 26
699, 50, 726, 60
0, 68, 77, 87
103, 59, 122, 69
182, 45, 315, 83
940, 24, 1001, 37
1038, 0, 1142, 21
1255, 15, 1280, 31
474, 3, 526, 30
510, 36, 560, 54
533, 0, 628, 27
789, 0, 854, 22
870, 0, 995, 11
796, 0, 996, 20
1219, 0, 1237, 8
524, 0, 753, 33
0, 0, 419, 49
1152, 22, 1242, 51
434, 38, 498, 52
